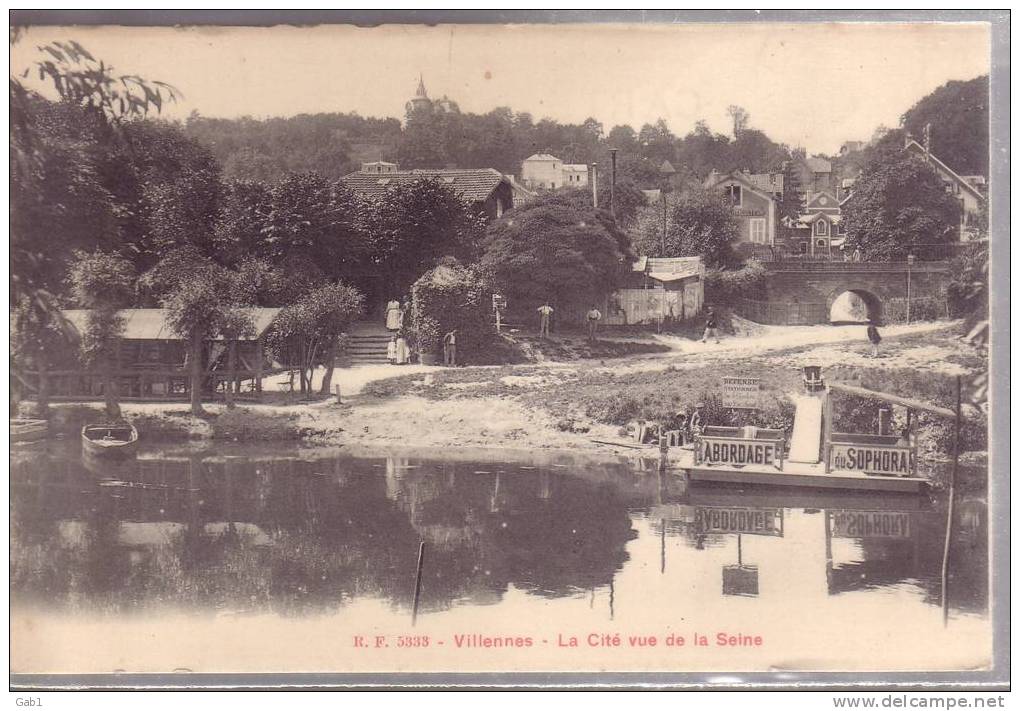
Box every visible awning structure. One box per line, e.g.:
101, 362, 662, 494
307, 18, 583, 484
61, 308, 282, 341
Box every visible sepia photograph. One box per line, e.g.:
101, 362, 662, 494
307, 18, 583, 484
8, 11, 1007, 690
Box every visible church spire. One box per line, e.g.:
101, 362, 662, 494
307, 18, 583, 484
415, 74, 428, 99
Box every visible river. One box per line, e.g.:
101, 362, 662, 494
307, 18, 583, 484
10, 441, 990, 674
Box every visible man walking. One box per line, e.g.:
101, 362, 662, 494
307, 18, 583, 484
585, 304, 602, 342
537, 302, 554, 338
702, 308, 720, 344
443, 329, 458, 366
866, 320, 882, 358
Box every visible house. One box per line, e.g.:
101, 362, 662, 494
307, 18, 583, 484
705, 170, 778, 247
39, 308, 281, 402
903, 137, 987, 240
520, 153, 589, 190
791, 191, 844, 256
602, 256, 705, 326
792, 155, 834, 194
342, 163, 515, 220
506, 175, 538, 209
745, 172, 785, 201
839, 141, 865, 156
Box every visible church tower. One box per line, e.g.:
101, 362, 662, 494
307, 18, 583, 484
406, 74, 433, 116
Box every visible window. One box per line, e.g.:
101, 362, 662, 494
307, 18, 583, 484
814, 219, 829, 236
799, 242, 809, 254
725, 184, 742, 206
816, 239, 827, 248
749, 218, 767, 244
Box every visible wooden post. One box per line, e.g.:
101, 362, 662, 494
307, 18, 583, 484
411, 540, 426, 626
823, 389, 833, 473
335, 384, 342, 404
940, 375, 962, 626
254, 337, 264, 400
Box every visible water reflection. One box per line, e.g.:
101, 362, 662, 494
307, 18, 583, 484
10, 445, 988, 623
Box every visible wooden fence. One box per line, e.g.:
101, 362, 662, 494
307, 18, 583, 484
19, 368, 266, 403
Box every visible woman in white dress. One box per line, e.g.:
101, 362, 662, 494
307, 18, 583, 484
395, 335, 410, 364
385, 299, 402, 330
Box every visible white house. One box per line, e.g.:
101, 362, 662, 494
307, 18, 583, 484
520, 154, 589, 190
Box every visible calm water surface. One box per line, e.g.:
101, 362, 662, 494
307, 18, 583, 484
10, 441, 990, 673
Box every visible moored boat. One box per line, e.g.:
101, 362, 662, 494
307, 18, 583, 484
10, 418, 49, 443
81, 423, 139, 457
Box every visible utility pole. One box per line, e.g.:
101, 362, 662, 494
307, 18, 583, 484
906, 253, 915, 324
609, 149, 618, 219
591, 162, 599, 209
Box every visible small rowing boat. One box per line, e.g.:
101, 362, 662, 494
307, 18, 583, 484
81, 423, 139, 457
11, 418, 48, 443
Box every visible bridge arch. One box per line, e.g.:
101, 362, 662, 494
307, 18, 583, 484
828, 288, 883, 325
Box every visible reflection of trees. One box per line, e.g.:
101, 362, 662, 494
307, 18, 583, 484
11, 450, 636, 616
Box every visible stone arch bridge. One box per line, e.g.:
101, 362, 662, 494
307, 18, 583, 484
741, 261, 952, 326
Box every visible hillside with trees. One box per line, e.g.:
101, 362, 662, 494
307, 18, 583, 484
183, 99, 796, 189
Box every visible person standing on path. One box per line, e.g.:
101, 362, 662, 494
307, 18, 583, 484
689, 403, 704, 441
537, 302, 554, 338
586, 305, 602, 342
443, 329, 458, 366
866, 320, 882, 358
385, 298, 402, 331
387, 335, 398, 365
395, 334, 410, 365
702, 308, 720, 344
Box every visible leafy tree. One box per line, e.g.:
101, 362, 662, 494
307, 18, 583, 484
267, 282, 365, 395
481, 197, 632, 316
548, 180, 647, 229
217, 307, 256, 410
260, 173, 367, 278
364, 178, 486, 296
726, 105, 750, 138
841, 147, 962, 261
213, 179, 274, 265
67, 251, 137, 419
662, 187, 740, 266
900, 75, 989, 176
161, 262, 228, 416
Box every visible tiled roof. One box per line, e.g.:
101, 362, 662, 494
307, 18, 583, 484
903, 140, 986, 202
341, 168, 508, 203
523, 153, 561, 162
61, 308, 281, 341
746, 172, 784, 193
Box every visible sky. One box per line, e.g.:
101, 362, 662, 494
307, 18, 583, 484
9, 22, 991, 155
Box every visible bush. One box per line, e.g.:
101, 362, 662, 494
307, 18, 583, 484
410, 261, 495, 364
882, 296, 947, 323
704, 259, 767, 306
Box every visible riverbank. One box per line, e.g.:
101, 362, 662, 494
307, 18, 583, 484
34, 320, 987, 484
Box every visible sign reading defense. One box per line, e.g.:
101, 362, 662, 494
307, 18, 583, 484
696, 507, 783, 536
722, 376, 761, 409
699, 437, 779, 468
829, 443, 912, 476
830, 511, 912, 539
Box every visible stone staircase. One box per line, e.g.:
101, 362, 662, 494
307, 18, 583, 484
343, 322, 393, 365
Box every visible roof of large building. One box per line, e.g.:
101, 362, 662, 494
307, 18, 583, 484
61, 308, 281, 341
903, 139, 986, 202
746, 172, 785, 194
341, 167, 509, 203
522, 153, 561, 162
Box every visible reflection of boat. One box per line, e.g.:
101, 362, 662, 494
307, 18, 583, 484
11, 418, 48, 443
82, 423, 138, 457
